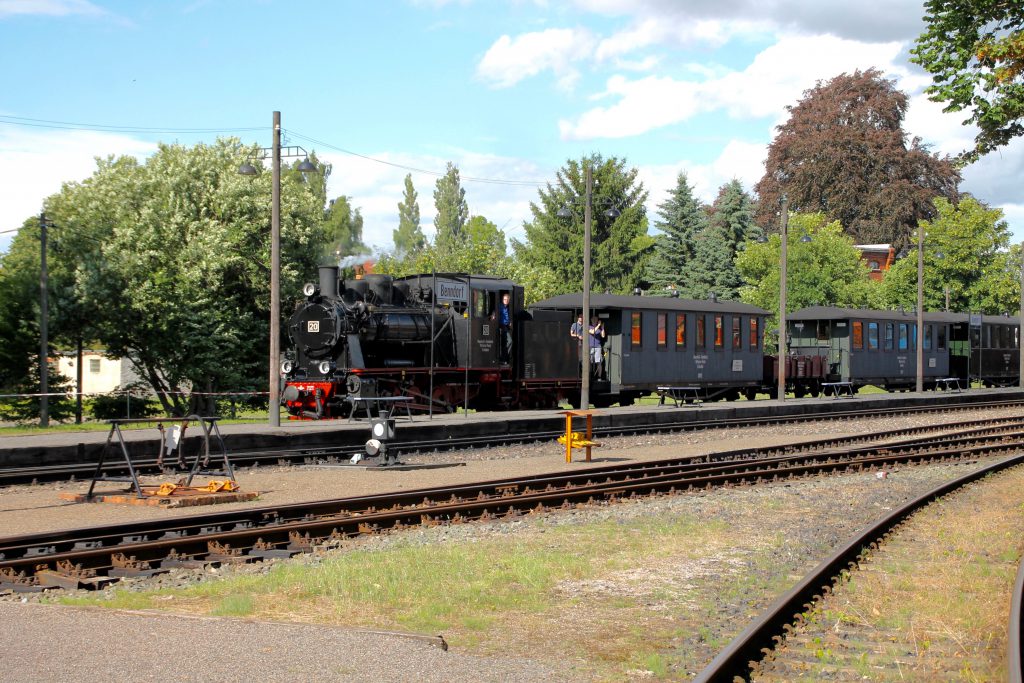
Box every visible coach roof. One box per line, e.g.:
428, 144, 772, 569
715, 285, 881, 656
531, 293, 769, 315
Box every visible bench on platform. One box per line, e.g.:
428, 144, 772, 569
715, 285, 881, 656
936, 377, 963, 392
345, 395, 415, 422
821, 381, 855, 398
656, 386, 702, 407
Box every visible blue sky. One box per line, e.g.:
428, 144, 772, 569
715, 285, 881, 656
2, 0, 1022, 257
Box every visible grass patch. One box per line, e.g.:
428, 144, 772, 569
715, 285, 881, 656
65, 511, 760, 679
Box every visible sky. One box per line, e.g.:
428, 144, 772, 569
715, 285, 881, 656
1, 0, 1023, 259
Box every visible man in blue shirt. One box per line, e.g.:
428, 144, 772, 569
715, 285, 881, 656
498, 292, 512, 364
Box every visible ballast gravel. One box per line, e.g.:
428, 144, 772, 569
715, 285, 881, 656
0, 406, 1020, 682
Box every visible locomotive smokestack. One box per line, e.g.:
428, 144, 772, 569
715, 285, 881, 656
319, 265, 339, 299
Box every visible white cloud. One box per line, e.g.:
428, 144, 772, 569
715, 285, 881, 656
0, 0, 104, 17
0, 128, 156, 254
560, 34, 905, 140
476, 27, 596, 89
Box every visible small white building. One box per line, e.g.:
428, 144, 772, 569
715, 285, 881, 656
56, 350, 140, 395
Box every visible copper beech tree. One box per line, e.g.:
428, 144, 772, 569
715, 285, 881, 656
754, 69, 961, 250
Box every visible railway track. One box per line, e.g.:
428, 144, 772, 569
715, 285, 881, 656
3, 419, 1023, 595
2, 398, 1023, 487
694, 453, 1024, 682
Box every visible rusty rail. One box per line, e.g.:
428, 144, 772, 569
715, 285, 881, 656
693, 452, 1024, 683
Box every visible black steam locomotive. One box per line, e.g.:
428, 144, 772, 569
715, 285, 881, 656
280, 267, 580, 418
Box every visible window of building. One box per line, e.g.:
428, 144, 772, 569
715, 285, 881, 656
852, 321, 864, 350
899, 323, 909, 350
89, 358, 101, 373
732, 317, 741, 349
696, 316, 706, 350
867, 322, 878, 350
657, 313, 667, 348
713, 315, 724, 349
749, 318, 759, 349
884, 322, 894, 351
631, 312, 642, 348
675, 314, 686, 348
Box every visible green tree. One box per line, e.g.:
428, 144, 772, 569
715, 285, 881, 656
880, 196, 1014, 314
912, 1, 1024, 162
513, 154, 653, 296
325, 195, 369, 260
736, 213, 876, 350
0, 216, 76, 421
433, 162, 469, 257
709, 179, 759, 256
393, 173, 425, 258
755, 69, 961, 249
644, 172, 706, 295
37, 139, 329, 416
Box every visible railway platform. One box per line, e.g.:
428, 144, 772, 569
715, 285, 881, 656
1, 387, 1022, 470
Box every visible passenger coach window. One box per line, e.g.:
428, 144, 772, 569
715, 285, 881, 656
657, 313, 667, 348
631, 312, 642, 348
924, 324, 932, 351
732, 317, 741, 349
852, 321, 864, 350
868, 322, 878, 350
675, 314, 686, 348
714, 316, 724, 349
938, 325, 947, 351
885, 323, 894, 351
899, 323, 908, 350
696, 316, 706, 350
749, 318, 759, 349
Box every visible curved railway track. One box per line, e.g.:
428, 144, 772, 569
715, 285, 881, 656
694, 453, 1024, 682
3, 419, 1024, 596
2, 398, 1023, 487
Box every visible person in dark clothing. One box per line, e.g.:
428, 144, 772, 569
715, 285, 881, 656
497, 292, 512, 364
589, 315, 605, 380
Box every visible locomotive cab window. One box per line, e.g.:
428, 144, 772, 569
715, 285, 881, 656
472, 290, 495, 319
816, 321, 829, 341
713, 315, 724, 349
675, 314, 686, 348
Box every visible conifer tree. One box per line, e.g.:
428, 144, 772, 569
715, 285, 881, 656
644, 171, 707, 296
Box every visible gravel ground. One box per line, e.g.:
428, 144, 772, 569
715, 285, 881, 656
1, 407, 1021, 682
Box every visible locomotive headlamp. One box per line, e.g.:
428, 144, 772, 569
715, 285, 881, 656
280, 360, 294, 374
318, 361, 332, 375
365, 438, 383, 457
303, 282, 317, 297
